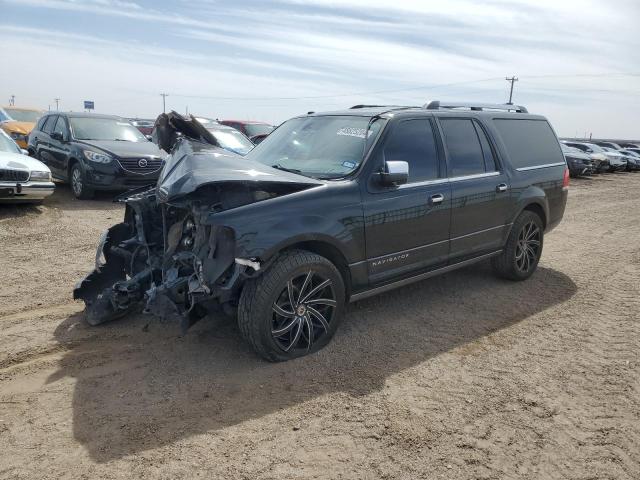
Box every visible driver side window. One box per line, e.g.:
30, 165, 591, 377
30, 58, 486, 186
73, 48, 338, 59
382, 119, 440, 183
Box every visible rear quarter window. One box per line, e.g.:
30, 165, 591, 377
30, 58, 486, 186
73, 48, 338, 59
493, 119, 564, 169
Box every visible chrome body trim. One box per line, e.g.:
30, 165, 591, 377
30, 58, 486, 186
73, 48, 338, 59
448, 171, 500, 182
515, 162, 566, 172
349, 250, 502, 302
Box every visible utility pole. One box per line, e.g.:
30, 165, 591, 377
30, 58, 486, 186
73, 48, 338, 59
54, 98, 60, 111
160, 93, 169, 113
505, 76, 518, 104
9, 95, 15, 106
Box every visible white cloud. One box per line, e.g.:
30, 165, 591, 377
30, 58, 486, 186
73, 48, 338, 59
1, 0, 639, 137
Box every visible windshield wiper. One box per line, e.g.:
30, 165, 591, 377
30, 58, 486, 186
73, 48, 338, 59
271, 164, 302, 174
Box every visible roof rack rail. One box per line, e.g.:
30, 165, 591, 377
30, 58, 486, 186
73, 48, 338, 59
350, 104, 414, 109
424, 101, 528, 113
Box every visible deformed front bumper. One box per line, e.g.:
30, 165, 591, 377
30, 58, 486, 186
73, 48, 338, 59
73, 194, 260, 332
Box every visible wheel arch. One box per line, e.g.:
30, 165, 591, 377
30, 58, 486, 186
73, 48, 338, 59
67, 156, 81, 181
276, 238, 352, 299
522, 202, 547, 229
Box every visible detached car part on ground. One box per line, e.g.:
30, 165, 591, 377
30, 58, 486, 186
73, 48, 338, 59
75, 105, 568, 361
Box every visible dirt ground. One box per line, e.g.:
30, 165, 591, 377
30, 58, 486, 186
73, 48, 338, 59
0, 174, 638, 480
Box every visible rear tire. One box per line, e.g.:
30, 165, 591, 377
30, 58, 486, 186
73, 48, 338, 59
238, 249, 345, 362
70, 163, 94, 199
492, 210, 544, 281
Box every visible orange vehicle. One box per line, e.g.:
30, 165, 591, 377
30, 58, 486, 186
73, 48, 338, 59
0, 106, 44, 149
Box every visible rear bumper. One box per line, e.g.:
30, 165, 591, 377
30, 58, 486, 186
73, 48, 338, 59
0, 181, 55, 200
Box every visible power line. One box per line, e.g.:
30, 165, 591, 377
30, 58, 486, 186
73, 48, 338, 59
505, 76, 518, 104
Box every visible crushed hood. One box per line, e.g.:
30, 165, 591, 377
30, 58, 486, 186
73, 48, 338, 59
157, 139, 322, 202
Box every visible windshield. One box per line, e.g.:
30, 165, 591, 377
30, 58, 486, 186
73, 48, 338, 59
69, 117, 147, 142
245, 115, 384, 179
585, 143, 605, 153
0, 131, 21, 154
245, 123, 274, 137
209, 128, 255, 155
5, 108, 42, 123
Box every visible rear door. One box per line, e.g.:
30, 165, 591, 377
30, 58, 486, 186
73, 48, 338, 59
437, 117, 511, 260
362, 117, 451, 285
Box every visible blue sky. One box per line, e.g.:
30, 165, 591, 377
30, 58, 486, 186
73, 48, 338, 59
1, 0, 639, 137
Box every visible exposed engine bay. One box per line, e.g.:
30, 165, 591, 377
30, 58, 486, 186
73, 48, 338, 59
73, 113, 322, 332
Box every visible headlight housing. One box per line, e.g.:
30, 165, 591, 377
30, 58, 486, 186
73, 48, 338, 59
83, 150, 112, 163
29, 170, 52, 182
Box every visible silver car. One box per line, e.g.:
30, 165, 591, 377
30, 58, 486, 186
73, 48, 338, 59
0, 129, 55, 203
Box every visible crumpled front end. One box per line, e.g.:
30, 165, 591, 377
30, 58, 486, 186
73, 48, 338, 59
73, 187, 260, 332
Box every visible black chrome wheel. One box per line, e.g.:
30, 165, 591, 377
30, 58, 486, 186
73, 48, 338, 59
271, 270, 337, 352
491, 210, 544, 281
238, 249, 345, 361
515, 220, 541, 273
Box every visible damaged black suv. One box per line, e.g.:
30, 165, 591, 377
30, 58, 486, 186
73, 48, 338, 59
74, 103, 568, 361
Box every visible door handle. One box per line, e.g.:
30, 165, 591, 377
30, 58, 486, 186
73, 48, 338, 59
496, 183, 508, 193
430, 193, 444, 205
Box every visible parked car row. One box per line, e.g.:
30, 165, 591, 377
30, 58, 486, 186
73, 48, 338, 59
560, 139, 640, 176
0, 106, 275, 202
2, 100, 637, 205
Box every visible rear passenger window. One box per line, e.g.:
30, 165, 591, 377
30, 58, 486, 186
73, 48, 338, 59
440, 118, 486, 177
382, 119, 439, 182
493, 119, 564, 169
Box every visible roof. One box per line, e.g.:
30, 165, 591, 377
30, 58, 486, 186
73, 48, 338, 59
43, 112, 124, 120
306, 105, 544, 120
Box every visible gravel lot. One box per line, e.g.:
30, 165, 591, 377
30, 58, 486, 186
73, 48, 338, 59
1, 174, 638, 479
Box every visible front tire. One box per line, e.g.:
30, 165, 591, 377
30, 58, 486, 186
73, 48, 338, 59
70, 163, 94, 199
238, 249, 345, 362
492, 210, 544, 281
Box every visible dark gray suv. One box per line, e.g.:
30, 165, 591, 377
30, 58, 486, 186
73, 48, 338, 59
75, 102, 569, 361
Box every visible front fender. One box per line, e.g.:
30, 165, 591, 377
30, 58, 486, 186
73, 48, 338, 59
204, 182, 365, 264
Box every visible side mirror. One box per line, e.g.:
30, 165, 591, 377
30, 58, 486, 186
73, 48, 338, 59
145, 135, 153, 141
380, 160, 409, 186
21, 149, 29, 155
51, 132, 64, 142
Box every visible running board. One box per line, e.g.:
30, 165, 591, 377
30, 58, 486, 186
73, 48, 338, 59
349, 250, 502, 303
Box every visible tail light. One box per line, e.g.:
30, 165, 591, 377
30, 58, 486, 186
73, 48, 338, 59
562, 167, 570, 188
